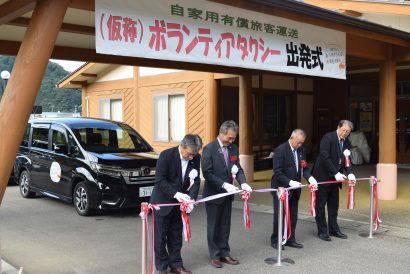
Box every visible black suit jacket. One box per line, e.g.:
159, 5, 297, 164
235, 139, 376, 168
150, 146, 201, 216
202, 139, 246, 204
312, 131, 353, 184
271, 142, 311, 197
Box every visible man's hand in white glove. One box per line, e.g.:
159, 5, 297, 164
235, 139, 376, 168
289, 180, 302, 188
223, 182, 240, 193
335, 172, 347, 181
241, 183, 253, 192
308, 176, 318, 186
174, 192, 192, 203
348, 173, 356, 186
186, 202, 194, 214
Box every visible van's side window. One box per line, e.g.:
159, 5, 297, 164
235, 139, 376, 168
32, 127, 49, 150
52, 129, 68, 154
21, 123, 31, 147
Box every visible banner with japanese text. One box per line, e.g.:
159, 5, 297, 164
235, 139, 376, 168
95, 0, 346, 79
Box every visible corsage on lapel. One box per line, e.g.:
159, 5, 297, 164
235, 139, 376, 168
187, 169, 198, 191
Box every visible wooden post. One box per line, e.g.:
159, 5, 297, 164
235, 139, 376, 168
0, 0, 70, 204
377, 45, 397, 200
206, 73, 218, 143
239, 74, 254, 182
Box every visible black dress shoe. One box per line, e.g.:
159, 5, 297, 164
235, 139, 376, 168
285, 241, 303, 248
318, 233, 332, 241
271, 242, 285, 250
330, 231, 348, 239
210, 259, 222, 268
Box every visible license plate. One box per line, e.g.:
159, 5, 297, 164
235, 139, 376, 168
139, 186, 154, 197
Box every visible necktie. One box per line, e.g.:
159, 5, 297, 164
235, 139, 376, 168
223, 146, 229, 166
339, 139, 344, 153
293, 149, 298, 172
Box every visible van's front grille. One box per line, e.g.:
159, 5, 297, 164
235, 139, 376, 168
121, 168, 156, 185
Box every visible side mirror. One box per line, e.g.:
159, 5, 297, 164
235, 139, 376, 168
69, 145, 80, 156
54, 144, 68, 155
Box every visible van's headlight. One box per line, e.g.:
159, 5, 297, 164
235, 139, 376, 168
87, 153, 121, 178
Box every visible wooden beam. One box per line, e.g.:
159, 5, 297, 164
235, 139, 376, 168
394, 46, 410, 63
0, 0, 36, 25
69, 0, 94, 11
69, 80, 87, 86
8, 17, 95, 35
339, 9, 362, 18
80, 73, 97, 78
303, 0, 410, 15
347, 33, 387, 60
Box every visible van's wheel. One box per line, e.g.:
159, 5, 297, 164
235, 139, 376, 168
74, 182, 94, 216
19, 170, 36, 198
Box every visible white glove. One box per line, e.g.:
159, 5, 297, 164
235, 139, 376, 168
335, 172, 347, 181
289, 180, 301, 188
174, 192, 192, 203
186, 203, 194, 214
348, 173, 356, 181
241, 183, 253, 192
222, 182, 239, 193
308, 176, 318, 186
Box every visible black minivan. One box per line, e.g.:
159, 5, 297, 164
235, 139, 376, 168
13, 117, 158, 216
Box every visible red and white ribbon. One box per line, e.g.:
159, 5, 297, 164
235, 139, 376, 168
242, 191, 251, 230
309, 185, 317, 217
278, 188, 291, 245
371, 177, 382, 230
300, 160, 307, 176
180, 202, 192, 242
343, 149, 351, 167
347, 180, 355, 209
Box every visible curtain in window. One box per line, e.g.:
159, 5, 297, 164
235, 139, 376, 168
169, 94, 185, 142
99, 99, 110, 120
111, 99, 123, 122
154, 95, 169, 141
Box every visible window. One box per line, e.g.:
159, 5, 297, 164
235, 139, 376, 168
153, 94, 185, 142
52, 128, 68, 154
31, 127, 49, 149
263, 94, 292, 138
99, 99, 123, 121
21, 123, 30, 147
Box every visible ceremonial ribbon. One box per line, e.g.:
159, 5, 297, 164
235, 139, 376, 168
300, 160, 307, 176
309, 184, 317, 217
242, 191, 251, 230
180, 202, 192, 242
278, 189, 291, 244
372, 177, 382, 230
347, 180, 355, 209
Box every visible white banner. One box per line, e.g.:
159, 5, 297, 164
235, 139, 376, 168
96, 0, 346, 79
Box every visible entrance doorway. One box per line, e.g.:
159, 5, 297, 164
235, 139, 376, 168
396, 100, 410, 164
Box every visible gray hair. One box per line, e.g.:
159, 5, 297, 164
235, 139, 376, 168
290, 129, 306, 139
219, 120, 239, 134
181, 134, 203, 153
338, 120, 354, 131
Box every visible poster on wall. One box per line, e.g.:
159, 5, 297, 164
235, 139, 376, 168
95, 0, 346, 79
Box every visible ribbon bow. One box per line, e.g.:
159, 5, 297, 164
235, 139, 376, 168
371, 177, 382, 230
242, 191, 251, 230
180, 202, 192, 242
278, 188, 291, 244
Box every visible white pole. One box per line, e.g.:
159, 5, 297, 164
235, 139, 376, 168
368, 177, 375, 238
141, 202, 148, 274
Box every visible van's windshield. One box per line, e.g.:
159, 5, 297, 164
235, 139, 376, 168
71, 123, 152, 153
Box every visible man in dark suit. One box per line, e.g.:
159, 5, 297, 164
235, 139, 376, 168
271, 129, 318, 250
150, 134, 203, 274
202, 120, 252, 269
312, 120, 356, 241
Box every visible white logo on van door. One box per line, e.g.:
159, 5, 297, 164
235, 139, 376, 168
50, 162, 62, 183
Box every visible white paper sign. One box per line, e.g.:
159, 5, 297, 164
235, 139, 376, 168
96, 0, 346, 79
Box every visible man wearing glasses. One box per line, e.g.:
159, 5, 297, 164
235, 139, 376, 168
202, 120, 252, 268
150, 134, 202, 274
312, 120, 356, 241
